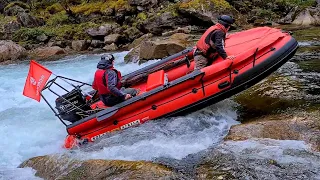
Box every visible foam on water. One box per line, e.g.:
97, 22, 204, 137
221, 139, 320, 165
74, 99, 239, 161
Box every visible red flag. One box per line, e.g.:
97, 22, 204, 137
23, 60, 52, 102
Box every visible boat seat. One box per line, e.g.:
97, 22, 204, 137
146, 70, 168, 91
90, 101, 108, 109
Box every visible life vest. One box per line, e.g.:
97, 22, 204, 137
93, 68, 122, 95
196, 23, 227, 58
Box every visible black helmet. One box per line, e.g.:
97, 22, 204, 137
218, 15, 235, 27
101, 54, 114, 62
97, 54, 115, 69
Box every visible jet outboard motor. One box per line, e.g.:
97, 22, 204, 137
55, 88, 90, 123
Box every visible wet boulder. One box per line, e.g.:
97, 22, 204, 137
103, 43, 118, 51
139, 33, 190, 60
71, 40, 91, 51
104, 34, 121, 44
195, 140, 320, 179
0, 40, 26, 62
30, 46, 66, 60
225, 111, 320, 151
19, 154, 182, 180
86, 23, 120, 39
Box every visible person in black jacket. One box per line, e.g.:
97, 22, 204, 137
92, 54, 139, 106
194, 15, 236, 70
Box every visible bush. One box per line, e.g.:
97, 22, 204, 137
13, 27, 52, 43
46, 11, 69, 26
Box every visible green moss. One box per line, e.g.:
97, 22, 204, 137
297, 59, 320, 73
72, 0, 129, 16
179, 0, 232, 10
45, 3, 64, 14
292, 27, 320, 41
42, 22, 99, 40
0, 15, 17, 27
137, 12, 147, 21
72, 2, 105, 15
297, 46, 320, 54
276, 0, 317, 8
4, 1, 30, 11
46, 11, 69, 26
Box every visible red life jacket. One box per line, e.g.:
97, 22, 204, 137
196, 23, 227, 58
93, 68, 122, 95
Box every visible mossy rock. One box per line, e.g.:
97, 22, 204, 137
45, 3, 64, 14
179, 0, 232, 10
71, 0, 130, 16
4, 1, 30, 11
297, 59, 320, 73
292, 26, 320, 41
20, 155, 183, 179
297, 46, 320, 53
234, 75, 306, 120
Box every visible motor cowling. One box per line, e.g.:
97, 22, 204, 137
55, 88, 90, 123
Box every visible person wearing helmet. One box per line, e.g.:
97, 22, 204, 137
92, 54, 139, 106
194, 15, 236, 70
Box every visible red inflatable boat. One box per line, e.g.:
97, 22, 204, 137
40, 27, 298, 148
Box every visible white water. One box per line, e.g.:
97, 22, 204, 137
0, 51, 239, 179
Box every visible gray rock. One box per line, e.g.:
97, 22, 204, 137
3, 21, 21, 34
31, 46, 66, 60
53, 41, 67, 48
103, 43, 118, 51
124, 46, 140, 63
71, 40, 91, 51
142, 12, 190, 35
123, 27, 143, 42
17, 12, 45, 28
278, 7, 298, 24
86, 23, 119, 38
128, 0, 158, 7
91, 40, 104, 48
4, 5, 26, 16
36, 33, 48, 42
292, 7, 320, 26
139, 39, 185, 60
104, 34, 121, 44
0, 40, 26, 62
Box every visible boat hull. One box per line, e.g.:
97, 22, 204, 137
63, 27, 299, 148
